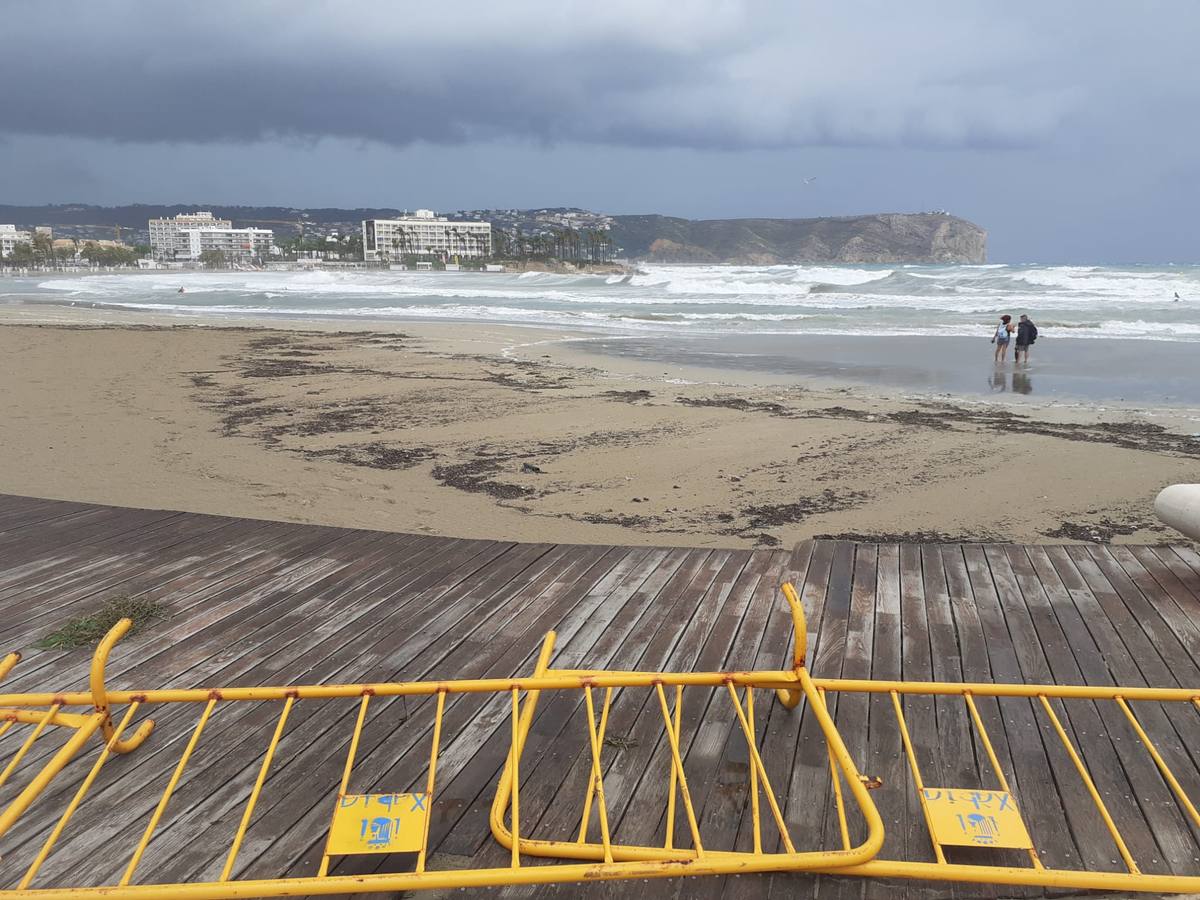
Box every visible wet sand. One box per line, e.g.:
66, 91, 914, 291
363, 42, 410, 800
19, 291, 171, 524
552, 333, 1200, 407
0, 304, 1196, 547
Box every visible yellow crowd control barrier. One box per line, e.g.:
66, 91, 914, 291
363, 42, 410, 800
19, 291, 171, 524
1, 583, 1200, 896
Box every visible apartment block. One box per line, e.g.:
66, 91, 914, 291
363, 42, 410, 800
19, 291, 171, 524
362, 210, 492, 262
149, 212, 232, 260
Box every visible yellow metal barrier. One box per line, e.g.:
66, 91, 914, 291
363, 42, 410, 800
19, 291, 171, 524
1, 583, 1200, 897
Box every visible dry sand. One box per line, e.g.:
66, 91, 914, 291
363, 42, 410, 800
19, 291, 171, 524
1, 305, 1196, 547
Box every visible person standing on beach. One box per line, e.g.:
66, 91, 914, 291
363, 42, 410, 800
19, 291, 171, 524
991, 314, 1013, 363
1014, 314, 1037, 364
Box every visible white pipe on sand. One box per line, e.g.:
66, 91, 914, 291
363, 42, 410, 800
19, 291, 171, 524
1154, 485, 1200, 542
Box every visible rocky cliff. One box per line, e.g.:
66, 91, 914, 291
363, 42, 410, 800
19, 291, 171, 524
611, 212, 986, 264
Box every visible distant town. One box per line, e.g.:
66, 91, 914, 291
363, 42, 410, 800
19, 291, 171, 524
0, 205, 984, 267
0, 208, 620, 272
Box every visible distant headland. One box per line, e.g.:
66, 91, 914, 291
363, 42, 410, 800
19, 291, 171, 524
0, 204, 986, 265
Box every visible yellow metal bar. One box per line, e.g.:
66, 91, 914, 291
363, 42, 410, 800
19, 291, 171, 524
963, 692, 1042, 870
0, 719, 13, 740
582, 686, 614, 863
6, 854, 1200, 898
799, 668, 887, 861
318, 692, 371, 877
577, 686, 612, 844
510, 686, 521, 869
0, 707, 93, 728
655, 683, 704, 857
415, 690, 446, 874
1116, 697, 1200, 831
489, 631, 557, 851
1038, 694, 1139, 875
664, 684, 682, 850
0, 703, 61, 790
890, 691, 945, 864
89, 618, 154, 754
775, 582, 806, 709
0, 651, 20, 683
726, 682, 795, 853
19, 703, 141, 889
495, 670, 884, 867
0, 711, 105, 841
747, 686, 763, 854
781, 582, 807, 668
219, 696, 295, 881
121, 698, 217, 886
13, 671, 1200, 710
821, 688, 851, 852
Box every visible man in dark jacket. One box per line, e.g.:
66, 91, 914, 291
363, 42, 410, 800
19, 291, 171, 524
1015, 314, 1038, 364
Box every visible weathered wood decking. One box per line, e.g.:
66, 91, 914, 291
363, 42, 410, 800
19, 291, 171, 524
2, 493, 1200, 898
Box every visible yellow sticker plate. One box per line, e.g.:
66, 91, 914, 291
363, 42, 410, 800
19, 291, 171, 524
920, 788, 1032, 849
327, 792, 429, 856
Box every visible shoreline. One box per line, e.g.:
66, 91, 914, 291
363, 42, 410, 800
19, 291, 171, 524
0, 304, 1195, 548
5, 298, 1199, 420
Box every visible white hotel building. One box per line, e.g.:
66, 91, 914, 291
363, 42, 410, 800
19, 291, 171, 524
0, 224, 33, 258
362, 210, 491, 262
149, 212, 273, 263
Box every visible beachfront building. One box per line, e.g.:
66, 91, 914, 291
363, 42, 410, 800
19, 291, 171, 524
177, 227, 274, 264
149, 212, 232, 260
0, 224, 32, 258
362, 210, 492, 262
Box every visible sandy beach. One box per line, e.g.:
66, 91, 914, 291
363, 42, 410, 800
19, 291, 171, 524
1, 303, 1196, 548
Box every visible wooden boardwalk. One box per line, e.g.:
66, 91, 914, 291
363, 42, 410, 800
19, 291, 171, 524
2, 492, 1200, 898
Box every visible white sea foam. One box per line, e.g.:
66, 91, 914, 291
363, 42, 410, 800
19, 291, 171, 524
9, 262, 1199, 342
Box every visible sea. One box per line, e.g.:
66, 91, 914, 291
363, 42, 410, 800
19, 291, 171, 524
7, 263, 1199, 340
5, 264, 1200, 405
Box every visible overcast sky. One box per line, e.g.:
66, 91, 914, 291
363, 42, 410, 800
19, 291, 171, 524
0, 0, 1196, 262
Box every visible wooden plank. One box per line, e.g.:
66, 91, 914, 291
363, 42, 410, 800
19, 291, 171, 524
861, 544, 906, 900
7, 492, 1199, 899
1145, 545, 1200, 602
1025, 546, 1200, 874
1107, 546, 1200, 656
0, 526, 416, 840
504, 550, 730, 858
999, 545, 1188, 874
517, 550, 769, 900
809, 541, 875, 900
1074, 546, 1200, 686
982, 543, 1137, 874
785, 539, 854, 879
11, 535, 528, 887
281, 544, 633, 883
466, 547, 687, 857
485, 548, 711, 900
960, 544, 1082, 874
896, 543, 941, 900
0, 514, 284, 649
1047, 546, 1200, 788
1166, 544, 1200, 580
723, 542, 817, 900
678, 550, 797, 900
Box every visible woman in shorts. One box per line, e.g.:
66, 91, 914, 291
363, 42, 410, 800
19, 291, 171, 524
991, 314, 1013, 363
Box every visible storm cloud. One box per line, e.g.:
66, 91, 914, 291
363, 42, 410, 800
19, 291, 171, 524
2, 1, 1185, 152
1, 1, 1198, 262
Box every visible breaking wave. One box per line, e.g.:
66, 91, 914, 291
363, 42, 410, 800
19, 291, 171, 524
5, 261, 1198, 342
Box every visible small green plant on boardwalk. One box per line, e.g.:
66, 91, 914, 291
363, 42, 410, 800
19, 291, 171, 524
35, 596, 167, 649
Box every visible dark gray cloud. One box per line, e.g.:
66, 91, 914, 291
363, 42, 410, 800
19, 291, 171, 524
5, 0, 1191, 152
1, 1, 1198, 262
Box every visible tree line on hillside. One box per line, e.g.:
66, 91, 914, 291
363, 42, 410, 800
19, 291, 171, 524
493, 227, 615, 263
1, 234, 146, 268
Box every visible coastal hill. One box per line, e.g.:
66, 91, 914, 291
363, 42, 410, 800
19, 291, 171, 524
611, 212, 987, 264
0, 204, 986, 264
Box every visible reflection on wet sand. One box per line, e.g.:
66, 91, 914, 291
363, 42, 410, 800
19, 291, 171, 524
989, 370, 1034, 394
